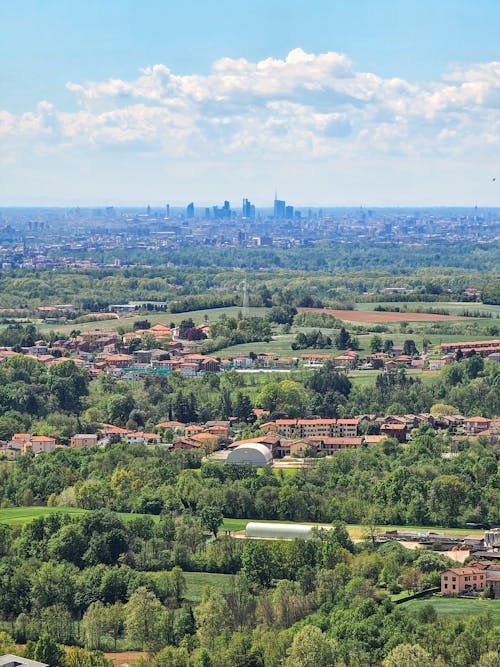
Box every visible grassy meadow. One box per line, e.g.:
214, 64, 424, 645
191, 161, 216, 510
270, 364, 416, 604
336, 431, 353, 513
401, 596, 500, 626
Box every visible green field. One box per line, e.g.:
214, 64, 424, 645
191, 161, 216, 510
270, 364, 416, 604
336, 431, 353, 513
148, 570, 233, 602
401, 595, 500, 626
221, 518, 485, 539
37, 306, 271, 336
183, 572, 233, 602
0, 508, 486, 542
0, 506, 159, 526
356, 301, 500, 317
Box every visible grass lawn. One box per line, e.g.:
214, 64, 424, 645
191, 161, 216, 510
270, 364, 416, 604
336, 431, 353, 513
401, 595, 500, 626
0, 506, 159, 527
182, 572, 234, 602
133, 570, 234, 603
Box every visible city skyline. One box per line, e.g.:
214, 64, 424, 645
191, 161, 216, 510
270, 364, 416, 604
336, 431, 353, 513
1, 1, 499, 206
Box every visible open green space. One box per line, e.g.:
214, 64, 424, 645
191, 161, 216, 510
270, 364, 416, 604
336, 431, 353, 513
1, 508, 485, 541
0, 506, 159, 527
37, 306, 271, 336
221, 517, 485, 538
182, 572, 233, 602
401, 595, 500, 626
148, 570, 234, 602
356, 301, 500, 317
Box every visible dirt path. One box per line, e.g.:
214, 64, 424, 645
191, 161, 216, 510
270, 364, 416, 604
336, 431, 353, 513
105, 651, 146, 666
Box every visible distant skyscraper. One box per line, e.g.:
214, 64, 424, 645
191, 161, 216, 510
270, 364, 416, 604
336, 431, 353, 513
213, 200, 231, 219
205, 207, 210, 218
165, 204, 170, 218
274, 192, 286, 219
285, 205, 294, 219
186, 202, 195, 218
242, 198, 255, 219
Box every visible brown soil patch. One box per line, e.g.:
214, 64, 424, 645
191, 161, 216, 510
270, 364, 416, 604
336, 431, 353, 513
105, 651, 146, 666
298, 307, 467, 323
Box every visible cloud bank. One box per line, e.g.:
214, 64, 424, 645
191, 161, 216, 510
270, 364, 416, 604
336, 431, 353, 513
1, 49, 499, 203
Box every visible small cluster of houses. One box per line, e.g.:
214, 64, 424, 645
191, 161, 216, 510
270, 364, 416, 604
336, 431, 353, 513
2, 325, 500, 380
1, 411, 498, 461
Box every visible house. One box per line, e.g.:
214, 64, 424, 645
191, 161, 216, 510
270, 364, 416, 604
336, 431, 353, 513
428, 359, 446, 371
24, 436, 56, 455
0, 656, 48, 667
100, 353, 134, 369
232, 356, 253, 369
441, 566, 487, 595
380, 423, 407, 443
185, 424, 205, 436
440, 339, 500, 357
334, 351, 358, 370
464, 417, 491, 435
70, 434, 98, 448
156, 420, 186, 434
265, 418, 360, 439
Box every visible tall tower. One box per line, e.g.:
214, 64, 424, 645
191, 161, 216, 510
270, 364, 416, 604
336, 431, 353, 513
242, 276, 250, 318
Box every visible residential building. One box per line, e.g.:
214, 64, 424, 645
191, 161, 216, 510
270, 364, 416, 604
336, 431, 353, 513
441, 567, 486, 595
70, 434, 98, 448
464, 416, 491, 434
24, 436, 56, 455
380, 423, 407, 442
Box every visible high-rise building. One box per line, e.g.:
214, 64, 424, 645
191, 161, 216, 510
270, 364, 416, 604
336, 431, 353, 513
186, 202, 195, 218
285, 205, 294, 219
213, 200, 231, 219
274, 193, 286, 219
242, 198, 255, 219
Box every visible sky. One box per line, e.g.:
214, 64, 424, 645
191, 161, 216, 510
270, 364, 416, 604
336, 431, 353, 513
0, 0, 499, 206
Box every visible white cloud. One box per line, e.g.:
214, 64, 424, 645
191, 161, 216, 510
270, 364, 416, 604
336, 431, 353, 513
1, 48, 499, 165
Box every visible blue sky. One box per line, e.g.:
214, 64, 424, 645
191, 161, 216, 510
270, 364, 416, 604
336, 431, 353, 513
1, 0, 499, 205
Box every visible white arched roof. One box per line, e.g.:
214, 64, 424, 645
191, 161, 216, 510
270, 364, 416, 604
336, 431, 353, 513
245, 521, 332, 540
226, 442, 273, 466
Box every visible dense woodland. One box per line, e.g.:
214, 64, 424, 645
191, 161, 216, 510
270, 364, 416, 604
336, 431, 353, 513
0, 430, 499, 665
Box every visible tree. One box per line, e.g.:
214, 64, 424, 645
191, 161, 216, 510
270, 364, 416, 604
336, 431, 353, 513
0, 631, 16, 654
369, 335, 383, 353
402, 339, 419, 356
241, 541, 274, 587
429, 474, 469, 526
234, 392, 254, 423
382, 643, 433, 667
256, 380, 309, 417
168, 567, 187, 604
125, 586, 164, 651
195, 588, 230, 650
65, 647, 114, 667
33, 633, 65, 667
284, 625, 335, 667
200, 505, 224, 538
105, 602, 124, 650
173, 605, 196, 644
82, 601, 107, 650
335, 327, 352, 350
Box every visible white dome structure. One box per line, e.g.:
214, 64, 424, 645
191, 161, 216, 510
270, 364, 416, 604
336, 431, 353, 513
245, 522, 332, 540
226, 442, 273, 467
